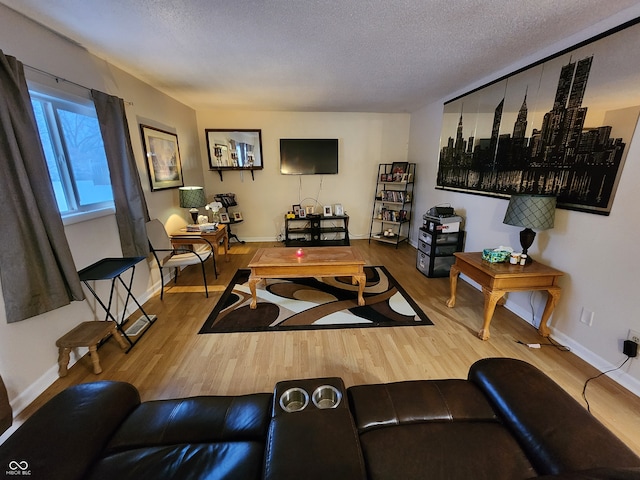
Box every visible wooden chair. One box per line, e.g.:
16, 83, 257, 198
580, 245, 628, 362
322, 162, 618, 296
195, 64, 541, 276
146, 219, 215, 299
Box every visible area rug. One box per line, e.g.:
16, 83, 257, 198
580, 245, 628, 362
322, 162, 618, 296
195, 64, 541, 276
199, 266, 433, 334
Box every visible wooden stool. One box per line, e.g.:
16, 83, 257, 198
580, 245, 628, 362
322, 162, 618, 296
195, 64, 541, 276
56, 321, 128, 377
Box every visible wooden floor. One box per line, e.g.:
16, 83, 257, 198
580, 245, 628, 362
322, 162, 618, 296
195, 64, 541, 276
19, 240, 640, 454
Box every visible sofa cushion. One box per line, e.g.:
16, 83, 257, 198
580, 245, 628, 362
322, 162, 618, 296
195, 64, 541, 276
0, 381, 139, 480
87, 394, 272, 480
469, 358, 640, 476
358, 421, 536, 480
104, 394, 272, 452
347, 379, 497, 432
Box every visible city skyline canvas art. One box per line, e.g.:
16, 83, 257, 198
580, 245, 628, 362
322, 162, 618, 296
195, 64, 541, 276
437, 20, 640, 215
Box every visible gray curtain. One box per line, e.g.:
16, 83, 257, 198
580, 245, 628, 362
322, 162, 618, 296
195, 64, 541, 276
0, 50, 84, 323
91, 90, 150, 257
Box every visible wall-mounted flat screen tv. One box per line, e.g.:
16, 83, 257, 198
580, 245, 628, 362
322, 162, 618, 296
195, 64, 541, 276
280, 138, 338, 175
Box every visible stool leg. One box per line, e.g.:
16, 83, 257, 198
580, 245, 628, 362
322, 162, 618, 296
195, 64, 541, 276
109, 322, 129, 350
88, 345, 102, 374
58, 347, 71, 377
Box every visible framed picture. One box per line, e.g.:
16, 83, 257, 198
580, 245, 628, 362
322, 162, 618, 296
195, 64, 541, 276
293, 204, 301, 216
140, 124, 184, 191
219, 212, 230, 223
305, 206, 315, 215
334, 204, 344, 216
233, 212, 243, 221
205, 129, 263, 170
323, 205, 333, 216
401, 173, 409, 183
298, 209, 306, 218
391, 162, 408, 182
436, 20, 640, 215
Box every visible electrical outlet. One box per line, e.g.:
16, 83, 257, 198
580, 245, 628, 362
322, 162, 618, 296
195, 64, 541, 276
629, 329, 640, 344
580, 308, 594, 326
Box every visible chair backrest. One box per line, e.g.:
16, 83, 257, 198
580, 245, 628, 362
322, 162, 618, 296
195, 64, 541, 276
146, 219, 174, 264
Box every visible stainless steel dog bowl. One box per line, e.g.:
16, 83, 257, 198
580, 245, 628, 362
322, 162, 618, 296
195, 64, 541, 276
279, 387, 309, 413
312, 385, 342, 409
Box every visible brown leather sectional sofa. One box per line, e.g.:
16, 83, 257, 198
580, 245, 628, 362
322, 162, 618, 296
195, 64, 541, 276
1, 358, 639, 479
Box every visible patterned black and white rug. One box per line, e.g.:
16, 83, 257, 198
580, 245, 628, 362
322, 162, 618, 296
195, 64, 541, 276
199, 266, 433, 334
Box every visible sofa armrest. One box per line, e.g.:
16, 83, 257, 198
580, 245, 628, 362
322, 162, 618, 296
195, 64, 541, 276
469, 358, 640, 476
0, 374, 11, 436
0, 381, 140, 480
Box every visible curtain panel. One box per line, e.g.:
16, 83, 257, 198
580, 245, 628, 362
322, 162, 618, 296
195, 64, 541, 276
0, 50, 84, 323
91, 90, 150, 257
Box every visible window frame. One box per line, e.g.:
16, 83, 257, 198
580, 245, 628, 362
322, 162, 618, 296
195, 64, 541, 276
27, 82, 115, 225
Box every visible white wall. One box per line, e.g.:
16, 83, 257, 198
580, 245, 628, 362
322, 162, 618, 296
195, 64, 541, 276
408, 7, 640, 395
195, 110, 410, 241
0, 4, 202, 416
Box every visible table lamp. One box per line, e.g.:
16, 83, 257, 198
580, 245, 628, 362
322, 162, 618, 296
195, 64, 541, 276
179, 186, 206, 224
503, 194, 556, 264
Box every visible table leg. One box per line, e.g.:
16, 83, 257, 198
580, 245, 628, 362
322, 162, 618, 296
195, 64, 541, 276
446, 264, 460, 308
354, 273, 366, 306
57, 347, 71, 377
538, 286, 561, 337
88, 345, 102, 374
478, 288, 505, 341
248, 275, 259, 309
223, 229, 229, 261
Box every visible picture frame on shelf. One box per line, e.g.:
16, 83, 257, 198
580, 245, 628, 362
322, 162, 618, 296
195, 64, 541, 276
140, 124, 184, 191
334, 204, 344, 216
323, 205, 333, 216
293, 204, 301, 216
298, 209, 306, 218
219, 212, 230, 223
233, 212, 243, 221
305, 206, 315, 215
391, 162, 408, 182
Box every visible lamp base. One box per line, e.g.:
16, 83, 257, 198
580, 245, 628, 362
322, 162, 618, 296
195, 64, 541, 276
519, 228, 536, 264
190, 208, 199, 224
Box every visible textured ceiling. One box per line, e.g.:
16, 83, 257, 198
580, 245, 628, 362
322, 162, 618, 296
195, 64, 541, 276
2, 0, 638, 112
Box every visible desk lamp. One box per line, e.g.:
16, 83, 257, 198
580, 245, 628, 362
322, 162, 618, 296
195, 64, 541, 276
503, 194, 556, 264
179, 186, 206, 224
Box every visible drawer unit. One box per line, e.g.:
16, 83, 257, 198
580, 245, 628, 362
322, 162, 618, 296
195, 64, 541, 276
417, 225, 464, 278
416, 251, 457, 278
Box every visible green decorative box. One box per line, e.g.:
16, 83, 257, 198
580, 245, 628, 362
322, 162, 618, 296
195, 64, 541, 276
482, 249, 511, 263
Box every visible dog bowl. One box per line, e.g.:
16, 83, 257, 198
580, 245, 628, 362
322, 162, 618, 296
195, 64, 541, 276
312, 385, 342, 409
279, 387, 309, 413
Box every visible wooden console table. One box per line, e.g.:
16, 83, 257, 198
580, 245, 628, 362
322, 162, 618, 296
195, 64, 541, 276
247, 246, 366, 309
446, 252, 563, 340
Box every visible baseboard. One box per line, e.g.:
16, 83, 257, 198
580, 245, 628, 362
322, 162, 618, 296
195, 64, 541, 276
461, 274, 640, 398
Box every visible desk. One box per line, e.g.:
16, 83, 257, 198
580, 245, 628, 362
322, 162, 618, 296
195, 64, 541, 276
247, 246, 366, 309
446, 252, 563, 340
170, 224, 229, 274
78, 257, 156, 352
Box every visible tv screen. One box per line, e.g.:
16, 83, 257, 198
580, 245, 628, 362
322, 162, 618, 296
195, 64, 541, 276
280, 139, 338, 175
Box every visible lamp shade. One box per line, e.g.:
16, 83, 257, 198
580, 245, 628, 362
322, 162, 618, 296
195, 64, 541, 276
179, 186, 206, 209
503, 194, 556, 231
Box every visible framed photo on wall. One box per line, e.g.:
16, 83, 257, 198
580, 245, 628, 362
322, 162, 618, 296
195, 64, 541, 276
140, 124, 184, 191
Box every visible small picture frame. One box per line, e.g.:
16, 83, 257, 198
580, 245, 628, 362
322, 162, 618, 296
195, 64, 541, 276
323, 205, 333, 216
293, 204, 301, 216
391, 162, 408, 182
334, 204, 344, 216
305, 206, 315, 215
233, 212, 243, 221
219, 212, 230, 223
298, 209, 306, 218
401, 173, 409, 183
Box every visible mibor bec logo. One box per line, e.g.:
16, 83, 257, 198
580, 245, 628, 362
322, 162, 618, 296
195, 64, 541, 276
6, 460, 31, 476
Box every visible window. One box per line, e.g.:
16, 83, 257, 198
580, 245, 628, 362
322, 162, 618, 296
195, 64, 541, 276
29, 89, 114, 220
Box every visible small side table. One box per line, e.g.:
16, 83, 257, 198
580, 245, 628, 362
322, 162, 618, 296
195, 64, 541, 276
78, 257, 156, 352
446, 252, 564, 340
56, 321, 128, 377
